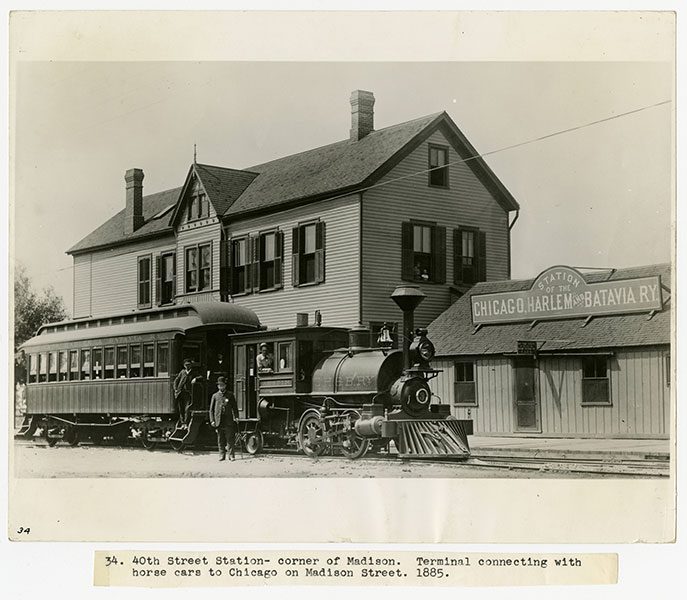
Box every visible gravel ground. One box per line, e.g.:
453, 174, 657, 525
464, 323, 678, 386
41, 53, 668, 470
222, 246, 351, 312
12, 441, 595, 478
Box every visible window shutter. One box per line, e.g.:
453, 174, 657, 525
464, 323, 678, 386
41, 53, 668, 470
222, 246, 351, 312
433, 225, 446, 283
252, 236, 261, 293
155, 256, 162, 305
172, 253, 177, 299
401, 221, 414, 281
315, 221, 326, 284
219, 239, 230, 299
291, 226, 300, 287
453, 228, 463, 284
477, 230, 487, 282
244, 237, 253, 293
274, 230, 284, 289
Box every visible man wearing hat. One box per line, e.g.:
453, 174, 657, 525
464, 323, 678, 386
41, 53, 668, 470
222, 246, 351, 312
256, 343, 273, 372
209, 376, 239, 461
173, 358, 198, 426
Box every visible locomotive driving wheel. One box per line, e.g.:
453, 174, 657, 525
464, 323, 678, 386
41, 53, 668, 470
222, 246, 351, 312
244, 431, 263, 456
298, 410, 326, 457
339, 411, 369, 460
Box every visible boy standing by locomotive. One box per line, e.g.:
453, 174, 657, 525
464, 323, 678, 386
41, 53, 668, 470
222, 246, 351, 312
209, 376, 239, 461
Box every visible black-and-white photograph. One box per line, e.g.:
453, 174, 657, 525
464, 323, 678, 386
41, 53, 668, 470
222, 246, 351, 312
12, 57, 672, 480
6, 11, 681, 559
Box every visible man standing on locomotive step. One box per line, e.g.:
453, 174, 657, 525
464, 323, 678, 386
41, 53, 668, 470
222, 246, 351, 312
209, 376, 239, 461
173, 358, 199, 427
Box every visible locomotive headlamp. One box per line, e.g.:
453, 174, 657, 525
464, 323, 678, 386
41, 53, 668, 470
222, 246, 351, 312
417, 339, 435, 362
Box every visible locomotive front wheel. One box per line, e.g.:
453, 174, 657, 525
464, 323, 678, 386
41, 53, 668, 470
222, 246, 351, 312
244, 431, 263, 456
298, 411, 326, 457
169, 439, 185, 453
340, 436, 369, 460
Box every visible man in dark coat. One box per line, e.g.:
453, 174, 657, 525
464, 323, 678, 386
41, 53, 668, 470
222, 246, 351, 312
209, 376, 239, 461
173, 358, 198, 426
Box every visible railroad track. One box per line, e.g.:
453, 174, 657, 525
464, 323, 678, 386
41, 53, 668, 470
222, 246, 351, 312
14, 436, 669, 477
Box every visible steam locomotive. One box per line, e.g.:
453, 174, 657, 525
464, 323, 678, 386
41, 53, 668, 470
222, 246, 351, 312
18, 287, 472, 460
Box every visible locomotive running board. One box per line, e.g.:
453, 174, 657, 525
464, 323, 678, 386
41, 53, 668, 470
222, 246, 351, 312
397, 419, 470, 459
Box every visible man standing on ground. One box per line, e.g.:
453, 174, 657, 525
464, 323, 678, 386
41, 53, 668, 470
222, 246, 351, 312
209, 376, 239, 461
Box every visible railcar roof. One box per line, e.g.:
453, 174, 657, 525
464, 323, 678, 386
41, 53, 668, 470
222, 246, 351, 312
20, 303, 261, 350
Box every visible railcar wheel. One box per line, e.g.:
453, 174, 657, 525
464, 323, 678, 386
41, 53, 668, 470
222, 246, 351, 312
244, 431, 263, 455
64, 427, 80, 447
141, 433, 157, 452
298, 411, 326, 457
169, 439, 184, 453
45, 429, 59, 447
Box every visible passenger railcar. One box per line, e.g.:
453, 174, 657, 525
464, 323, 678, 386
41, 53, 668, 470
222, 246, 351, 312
18, 303, 261, 449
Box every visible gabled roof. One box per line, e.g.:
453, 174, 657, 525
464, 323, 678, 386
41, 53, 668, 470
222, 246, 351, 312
226, 111, 519, 217
68, 109, 520, 254
169, 163, 259, 226
428, 264, 671, 356
67, 187, 180, 254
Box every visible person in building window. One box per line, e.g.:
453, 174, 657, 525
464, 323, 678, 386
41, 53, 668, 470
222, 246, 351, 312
256, 343, 273, 373
173, 358, 199, 427
209, 376, 239, 461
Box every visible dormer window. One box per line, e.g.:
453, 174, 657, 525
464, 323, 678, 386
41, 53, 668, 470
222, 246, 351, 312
428, 144, 449, 188
187, 181, 209, 222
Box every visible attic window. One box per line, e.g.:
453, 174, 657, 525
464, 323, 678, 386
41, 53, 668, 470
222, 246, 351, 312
187, 182, 209, 221
428, 144, 449, 188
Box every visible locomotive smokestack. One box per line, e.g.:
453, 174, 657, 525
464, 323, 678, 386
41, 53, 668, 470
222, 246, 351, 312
391, 285, 426, 370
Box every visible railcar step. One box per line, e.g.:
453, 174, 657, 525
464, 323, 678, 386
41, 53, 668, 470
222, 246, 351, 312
168, 415, 203, 445
397, 419, 471, 459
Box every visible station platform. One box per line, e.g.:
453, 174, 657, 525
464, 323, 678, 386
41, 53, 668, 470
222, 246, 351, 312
468, 436, 670, 462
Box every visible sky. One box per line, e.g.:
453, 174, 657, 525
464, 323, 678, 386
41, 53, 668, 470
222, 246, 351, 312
13, 60, 672, 315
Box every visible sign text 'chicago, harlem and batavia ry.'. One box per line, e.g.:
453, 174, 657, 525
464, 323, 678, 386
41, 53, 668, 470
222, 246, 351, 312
470, 266, 663, 326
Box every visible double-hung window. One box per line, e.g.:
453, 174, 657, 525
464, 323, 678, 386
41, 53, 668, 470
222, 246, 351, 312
187, 180, 209, 222
454, 227, 487, 285
401, 221, 446, 283
156, 252, 176, 305
185, 243, 212, 293
454, 361, 477, 406
292, 221, 325, 287
428, 144, 449, 188
231, 237, 250, 294
581, 356, 611, 405
137, 255, 152, 308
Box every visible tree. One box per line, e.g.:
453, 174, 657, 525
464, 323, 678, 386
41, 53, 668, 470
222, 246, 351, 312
14, 263, 68, 383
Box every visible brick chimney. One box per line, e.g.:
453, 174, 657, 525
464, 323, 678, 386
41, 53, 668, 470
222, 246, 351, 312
124, 168, 144, 234
350, 90, 375, 141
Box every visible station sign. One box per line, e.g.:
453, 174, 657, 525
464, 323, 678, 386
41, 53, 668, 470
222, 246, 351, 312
471, 265, 663, 326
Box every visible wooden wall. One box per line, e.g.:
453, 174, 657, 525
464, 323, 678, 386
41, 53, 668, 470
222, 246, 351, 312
73, 236, 176, 318
227, 194, 360, 330
362, 129, 512, 328
430, 347, 670, 438
26, 379, 174, 415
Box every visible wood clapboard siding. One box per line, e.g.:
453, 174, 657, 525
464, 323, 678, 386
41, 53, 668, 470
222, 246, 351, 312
227, 195, 360, 329
26, 379, 174, 415
80, 236, 176, 316
175, 222, 222, 303
430, 347, 669, 437
73, 254, 92, 318
362, 130, 511, 328
429, 356, 513, 433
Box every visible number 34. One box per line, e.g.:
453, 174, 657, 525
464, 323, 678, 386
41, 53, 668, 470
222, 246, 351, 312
17, 526, 31, 535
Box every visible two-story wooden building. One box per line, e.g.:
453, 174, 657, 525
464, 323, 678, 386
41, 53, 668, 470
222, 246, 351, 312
67, 90, 519, 337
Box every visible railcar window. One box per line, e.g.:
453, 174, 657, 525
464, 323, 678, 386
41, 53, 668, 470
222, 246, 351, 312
130, 344, 142, 378
81, 349, 91, 380
91, 348, 103, 380
69, 350, 79, 381
116, 346, 128, 379
37, 353, 47, 383
48, 352, 57, 382
143, 343, 155, 377
59, 351, 68, 381
29, 354, 37, 383
104, 347, 115, 380
277, 342, 292, 372
157, 342, 169, 377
